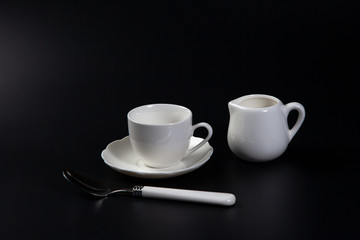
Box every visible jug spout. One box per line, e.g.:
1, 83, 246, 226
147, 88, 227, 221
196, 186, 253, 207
228, 100, 240, 115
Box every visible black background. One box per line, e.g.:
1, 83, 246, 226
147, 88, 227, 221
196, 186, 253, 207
0, 1, 357, 239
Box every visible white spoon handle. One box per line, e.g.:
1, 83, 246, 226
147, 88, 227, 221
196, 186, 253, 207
140, 186, 236, 206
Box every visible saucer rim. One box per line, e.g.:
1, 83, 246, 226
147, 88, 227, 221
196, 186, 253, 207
101, 136, 213, 179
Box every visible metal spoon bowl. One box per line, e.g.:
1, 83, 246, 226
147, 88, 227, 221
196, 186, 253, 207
62, 170, 133, 197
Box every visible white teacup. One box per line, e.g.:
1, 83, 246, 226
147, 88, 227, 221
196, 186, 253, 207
128, 104, 213, 168
227, 94, 305, 162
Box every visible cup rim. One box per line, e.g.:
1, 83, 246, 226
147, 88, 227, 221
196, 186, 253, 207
127, 103, 192, 126
229, 94, 281, 110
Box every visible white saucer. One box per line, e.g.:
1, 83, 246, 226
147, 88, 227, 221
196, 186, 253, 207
101, 136, 213, 179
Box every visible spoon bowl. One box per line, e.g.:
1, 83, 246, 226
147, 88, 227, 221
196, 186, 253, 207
62, 170, 132, 197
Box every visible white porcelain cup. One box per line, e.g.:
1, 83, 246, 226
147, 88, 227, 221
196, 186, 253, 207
227, 94, 305, 162
128, 104, 213, 168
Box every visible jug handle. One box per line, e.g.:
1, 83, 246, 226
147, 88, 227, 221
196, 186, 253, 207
284, 102, 305, 141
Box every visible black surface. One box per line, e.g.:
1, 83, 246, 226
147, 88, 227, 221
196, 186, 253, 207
0, 1, 357, 240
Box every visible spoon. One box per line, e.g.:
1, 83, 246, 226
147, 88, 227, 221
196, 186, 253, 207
62, 169, 236, 206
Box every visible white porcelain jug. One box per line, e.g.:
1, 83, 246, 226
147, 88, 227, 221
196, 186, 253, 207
227, 94, 305, 162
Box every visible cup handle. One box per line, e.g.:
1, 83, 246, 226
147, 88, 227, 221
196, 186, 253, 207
185, 122, 213, 156
284, 102, 306, 142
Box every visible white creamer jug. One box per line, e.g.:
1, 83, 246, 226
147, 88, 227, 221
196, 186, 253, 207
227, 94, 305, 162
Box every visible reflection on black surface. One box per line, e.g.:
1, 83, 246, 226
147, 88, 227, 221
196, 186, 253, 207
92, 198, 106, 212
233, 159, 301, 236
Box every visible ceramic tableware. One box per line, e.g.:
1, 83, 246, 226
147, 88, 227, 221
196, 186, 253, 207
227, 94, 305, 162
101, 136, 213, 178
128, 104, 213, 168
